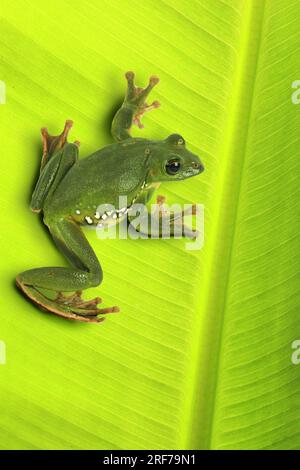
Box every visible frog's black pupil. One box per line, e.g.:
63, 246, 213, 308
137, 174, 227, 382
166, 160, 181, 175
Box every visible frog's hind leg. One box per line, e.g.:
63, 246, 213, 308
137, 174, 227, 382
40, 119, 77, 171
31, 143, 79, 213
16, 218, 119, 323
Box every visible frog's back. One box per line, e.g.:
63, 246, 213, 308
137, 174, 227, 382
45, 139, 151, 216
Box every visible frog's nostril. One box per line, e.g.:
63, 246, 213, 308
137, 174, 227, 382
192, 162, 204, 172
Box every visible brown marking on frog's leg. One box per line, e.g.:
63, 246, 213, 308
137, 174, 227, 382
173, 204, 199, 239
54, 290, 120, 315
133, 100, 160, 129
156, 195, 166, 206
181, 204, 198, 217
16, 278, 104, 323
153, 196, 199, 238
156, 197, 197, 217
40, 120, 73, 171
56, 292, 119, 317
136, 75, 160, 101
16, 278, 120, 322
125, 71, 159, 98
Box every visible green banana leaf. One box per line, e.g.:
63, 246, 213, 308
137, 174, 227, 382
1, 0, 300, 450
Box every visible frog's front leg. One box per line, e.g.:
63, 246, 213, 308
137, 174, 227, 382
16, 217, 119, 323
128, 196, 199, 239
111, 71, 160, 141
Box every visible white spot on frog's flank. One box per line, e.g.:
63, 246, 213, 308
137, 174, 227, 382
75, 209, 81, 215
112, 213, 117, 219
102, 214, 108, 220
85, 216, 93, 225
94, 212, 101, 220
106, 210, 113, 216
116, 208, 128, 218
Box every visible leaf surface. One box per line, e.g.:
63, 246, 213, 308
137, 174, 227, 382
0, 0, 299, 449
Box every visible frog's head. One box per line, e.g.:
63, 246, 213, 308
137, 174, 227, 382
147, 134, 204, 183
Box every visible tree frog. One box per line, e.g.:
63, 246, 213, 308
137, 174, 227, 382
16, 72, 204, 323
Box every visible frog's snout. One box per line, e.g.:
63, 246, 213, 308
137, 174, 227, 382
191, 161, 205, 174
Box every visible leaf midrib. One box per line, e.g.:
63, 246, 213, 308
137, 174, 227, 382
181, 0, 267, 449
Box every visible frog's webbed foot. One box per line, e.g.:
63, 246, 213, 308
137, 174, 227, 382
132, 100, 160, 129
16, 279, 119, 323
155, 195, 199, 239
54, 290, 120, 317
125, 71, 160, 129
129, 195, 199, 238
40, 120, 79, 171
111, 71, 160, 140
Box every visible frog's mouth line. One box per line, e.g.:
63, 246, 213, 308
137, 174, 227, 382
183, 168, 203, 178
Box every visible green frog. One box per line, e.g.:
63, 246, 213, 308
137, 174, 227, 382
16, 72, 204, 323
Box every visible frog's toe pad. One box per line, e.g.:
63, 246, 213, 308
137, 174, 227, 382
156, 194, 167, 206
125, 70, 135, 82
125, 71, 159, 99
41, 120, 73, 168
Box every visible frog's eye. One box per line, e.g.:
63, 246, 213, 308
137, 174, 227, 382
166, 134, 185, 146
165, 158, 181, 175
